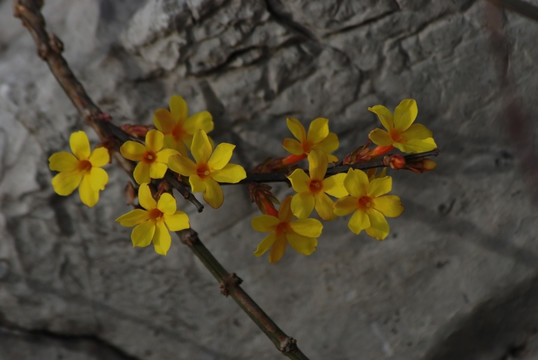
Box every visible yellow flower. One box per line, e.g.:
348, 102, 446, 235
120, 129, 178, 185
282, 117, 339, 162
168, 129, 246, 209
115, 183, 190, 255
252, 196, 322, 263
288, 150, 347, 220
49, 131, 109, 207
334, 169, 403, 240
154, 95, 214, 155
368, 99, 437, 153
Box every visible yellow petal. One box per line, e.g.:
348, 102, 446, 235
308, 150, 327, 180
153, 108, 174, 133
334, 196, 358, 216
115, 209, 149, 227
189, 176, 206, 193
307, 117, 329, 144
394, 137, 437, 153
290, 218, 323, 237
87, 167, 108, 193
169, 95, 188, 122
365, 209, 389, 240
164, 135, 188, 156
153, 221, 171, 255
149, 162, 168, 179
287, 233, 317, 256
367, 176, 392, 197
211, 163, 246, 183
323, 173, 348, 198
70, 131, 91, 160
393, 99, 417, 131
133, 162, 151, 185
168, 154, 197, 176
208, 143, 235, 170
132, 221, 155, 247
344, 169, 368, 197
269, 236, 287, 263
314, 193, 335, 221
368, 128, 393, 146
157, 193, 177, 214
184, 111, 214, 134
51, 171, 82, 196
368, 105, 394, 130
138, 183, 156, 210
145, 129, 164, 152
49, 152, 78, 172
89, 147, 110, 168
278, 196, 294, 222
203, 178, 224, 208
401, 123, 432, 140
286, 117, 306, 141
348, 209, 370, 235
156, 148, 179, 164
79, 175, 99, 207
288, 169, 309, 193
120, 141, 146, 161
191, 130, 212, 163
251, 215, 279, 232
282, 138, 303, 155
373, 195, 403, 218
164, 211, 190, 231
317, 132, 339, 155
254, 232, 276, 257
291, 192, 315, 219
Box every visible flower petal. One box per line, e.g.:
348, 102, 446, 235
252, 215, 279, 232
51, 171, 82, 196
184, 111, 214, 134
269, 236, 287, 263
308, 150, 327, 180
288, 169, 309, 193
70, 131, 91, 160
254, 232, 276, 257
365, 209, 390, 240
394, 137, 437, 153
290, 218, 323, 237
282, 138, 303, 155
367, 176, 392, 197
164, 211, 190, 231
393, 99, 418, 131
149, 162, 168, 179
314, 193, 335, 221
157, 193, 177, 214
168, 154, 197, 176
373, 195, 403, 218
203, 178, 224, 208
278, 196, 294, 222
291, 192, 315, 219
131, 221, 154, 247
145, 130, 164, 152
79, 175, 99, 207
116, 209, 149, 227
286, 117, 306, 141
133, 162, 151, 185
368, 105, 394, 130
323, 173, 348, 198
348, 209, 370, 235
287, 233, 317, 256
211, 163, 246, 183
157, 149, 179, 165
191, 130, 212, 163
344, 169, 368, 197
169, 95, 188, 122
307, 117, 329, 144
88, 167, 108, 191
153, 108, 175, 133
49, 152, 78, 172
153, 221, 172, 255
138, 183, 157, 210
208, 143, 235, 170
401, 123, 432, 140
334, 196, 358, 216
368, 128, 393, 146
120, 141, 146, 161
317, 132, 339, 155
189, 176, 206, 193
89, 147, 110, 168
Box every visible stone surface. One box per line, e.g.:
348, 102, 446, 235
1, 0, 537, 359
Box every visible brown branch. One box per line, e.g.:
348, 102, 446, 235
13, 0, 308, 358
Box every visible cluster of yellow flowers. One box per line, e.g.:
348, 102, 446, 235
48, 96, 436, 261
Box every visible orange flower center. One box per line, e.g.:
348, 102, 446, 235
171, 124, 186, 142
77, 159, 92, 174
148, 208, 164, 222
308, 179, 323, 194
301, 140, 313, 153
196, 163, 211, 179
275, 221, 291, 236
389, 128, 402, 143
357, 196, 373, 210
143, 151, 157, 164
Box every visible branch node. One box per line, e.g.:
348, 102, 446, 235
280, 337, 298, 353
178, 228, 199, 247
49, 32, 63, 53
219, 273, 243, 296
